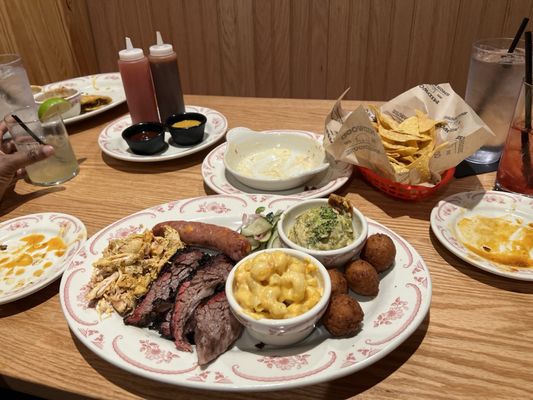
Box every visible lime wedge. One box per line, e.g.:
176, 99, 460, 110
38, 97, 71, 121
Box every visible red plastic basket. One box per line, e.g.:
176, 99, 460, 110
357, 166, 455, 201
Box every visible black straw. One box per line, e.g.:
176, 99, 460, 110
509, 18, 529, 53
10, 114, 46, 145
525, 32, 532, 128
522, 31, 532, 188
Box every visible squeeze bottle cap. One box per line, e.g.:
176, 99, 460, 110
119, 37, 144, 61
149, 31, 174, 56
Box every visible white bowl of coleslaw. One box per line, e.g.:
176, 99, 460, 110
226, 248, 331, 346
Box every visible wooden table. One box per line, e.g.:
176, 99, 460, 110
0, 96, 531, 400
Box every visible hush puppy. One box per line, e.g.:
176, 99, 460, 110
328, 268, 348, 296
322, 294, 364, 337
345, 259, 379, 296
361, 233, 396, 272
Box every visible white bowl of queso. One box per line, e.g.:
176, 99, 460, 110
226, 248, 331, 346
223, 127, 330, 191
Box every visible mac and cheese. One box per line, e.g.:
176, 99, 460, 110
233, 251, 323, 319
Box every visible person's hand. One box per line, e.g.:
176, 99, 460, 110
0, 121, 54, 200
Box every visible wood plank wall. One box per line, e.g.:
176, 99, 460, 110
1, 0, 533, 101
0, 0, 98, 85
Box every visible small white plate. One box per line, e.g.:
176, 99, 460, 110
202, 130, 353, 199
42, 73, 126, 125
98, 106, 228, 162
0, 213, 86, 304
430, 190, 533, 280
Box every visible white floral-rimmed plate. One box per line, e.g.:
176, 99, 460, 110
42, 73, 125, 125
60, 194, 431, 391
98, 106, 228, 162
0, 213, 86, 305
430, 190, 533, 280
202, 130, 353, 199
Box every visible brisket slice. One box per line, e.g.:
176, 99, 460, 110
159, 308, 175, 338
170, 254, 234, 352
192, 291, 243, 366
124, 249, 206, 327
158, 281, 191, 339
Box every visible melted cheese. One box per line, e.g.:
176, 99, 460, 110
235, 148, 316, 180
456, 215, 533, 269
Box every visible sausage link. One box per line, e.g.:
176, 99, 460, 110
153, 220, 251, 262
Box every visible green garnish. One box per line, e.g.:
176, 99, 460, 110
307, 206, 339, 245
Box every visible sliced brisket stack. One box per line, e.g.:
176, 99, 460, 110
123, 247, 242, 366
124, 249, 206, 328
169, 253, 234, 352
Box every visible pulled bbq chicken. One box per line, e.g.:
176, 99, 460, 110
87, 226, 184, 316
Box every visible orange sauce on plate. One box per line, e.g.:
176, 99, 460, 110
456, 216, 533, 269
0, 234, 67, 284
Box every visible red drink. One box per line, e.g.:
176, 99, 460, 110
496, 124, 533, 195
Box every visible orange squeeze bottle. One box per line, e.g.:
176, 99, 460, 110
118, 37, 159, 124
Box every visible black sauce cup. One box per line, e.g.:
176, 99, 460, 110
122, 122, 166, 155
166, 112, 207, 146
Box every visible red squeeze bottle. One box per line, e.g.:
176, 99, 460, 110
118, 37, 159, 124
148, 31, 186, 123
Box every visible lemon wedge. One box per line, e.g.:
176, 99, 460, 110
38, 97, 71, 121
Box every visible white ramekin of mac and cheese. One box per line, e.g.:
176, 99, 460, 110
225, 248, 331, 346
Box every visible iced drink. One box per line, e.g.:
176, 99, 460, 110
464, 38, 525, 164
495, 80, 533, 196
5, 107, 79, 186
0, 54, 35, 119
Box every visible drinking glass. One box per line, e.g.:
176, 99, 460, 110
4, 106, 79, 186
0, 54, 35, 119
464, 38, 525, 164
495, 81, 533, 196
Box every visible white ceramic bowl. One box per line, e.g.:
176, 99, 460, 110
223, 127, 329, 191
277, 199, 369, 268
226, 248, 331, 346
34, 87, 81, 119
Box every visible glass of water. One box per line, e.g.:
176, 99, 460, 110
0, 54, 35, 119
464, 38, 525, 164
4, 106, 79, 186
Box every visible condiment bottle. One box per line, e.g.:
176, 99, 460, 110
148, 31, 186, 123
118, 37, 159, 124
